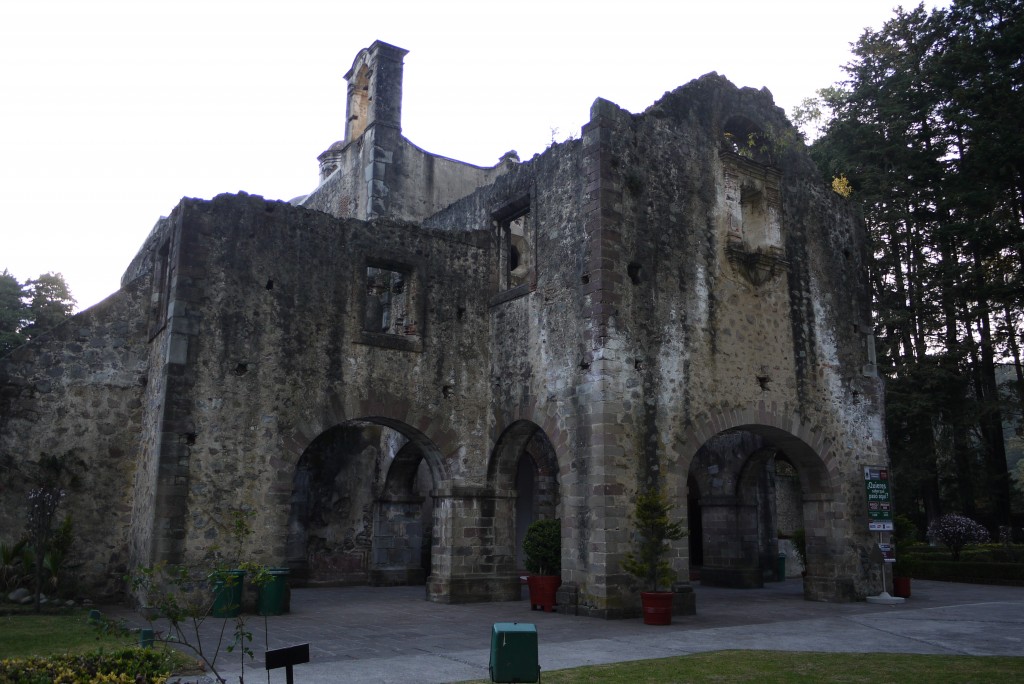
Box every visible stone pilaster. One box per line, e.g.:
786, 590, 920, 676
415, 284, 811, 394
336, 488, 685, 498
426, 486, 519, 603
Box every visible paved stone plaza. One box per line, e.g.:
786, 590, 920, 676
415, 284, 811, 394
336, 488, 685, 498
106, 580, 1024, 683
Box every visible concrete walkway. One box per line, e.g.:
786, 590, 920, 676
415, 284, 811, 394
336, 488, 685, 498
116, 579, 1024, 683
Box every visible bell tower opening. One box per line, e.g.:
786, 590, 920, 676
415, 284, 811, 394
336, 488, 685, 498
343, 40, 409, 143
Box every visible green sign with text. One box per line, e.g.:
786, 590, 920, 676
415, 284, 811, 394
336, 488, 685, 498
864, 466, 893, 531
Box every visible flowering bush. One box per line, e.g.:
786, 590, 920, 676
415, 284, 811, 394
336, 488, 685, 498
0, 648, 173, 683
927, 513, 990, 561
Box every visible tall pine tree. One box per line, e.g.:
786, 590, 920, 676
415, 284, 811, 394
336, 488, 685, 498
806, 0, 1023, 529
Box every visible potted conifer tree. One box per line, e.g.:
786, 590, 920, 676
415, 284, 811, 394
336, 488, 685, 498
891, 514, 918, 598
623, 488, 687, 625
523, 518, 561, 612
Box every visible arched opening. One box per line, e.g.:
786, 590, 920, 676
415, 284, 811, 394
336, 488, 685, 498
488, 421, 560, 578
346, 64, 371, 141
773, 457, 804, 576
286, 418, 440, 588
686, 474, 703, 577
722, 114, 773, 165
514, 454, 535, 569
687, 425, 831, 592
373, 440, 433, 586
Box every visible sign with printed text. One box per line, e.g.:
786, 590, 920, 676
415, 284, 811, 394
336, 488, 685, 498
864, 466, 893, 531
878, 543, 896, 563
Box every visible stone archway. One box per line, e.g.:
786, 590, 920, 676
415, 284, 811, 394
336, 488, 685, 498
372, 439, 433, 586
681, 410, 849, 601
488, 420, 561, 576
285, 418, 444, 589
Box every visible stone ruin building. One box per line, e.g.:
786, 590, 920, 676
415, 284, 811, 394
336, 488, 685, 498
0, 41, 889, 617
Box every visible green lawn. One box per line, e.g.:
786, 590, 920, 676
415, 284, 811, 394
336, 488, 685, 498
4, 614, 1021, 683
466, 651, 1024, 683
0, 613, 138, 658
0, 611, 196, 676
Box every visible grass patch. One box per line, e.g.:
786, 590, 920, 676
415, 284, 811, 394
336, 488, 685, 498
0, 613, 137, 658
0, 611, 197, 677
465, 651, 1024, 683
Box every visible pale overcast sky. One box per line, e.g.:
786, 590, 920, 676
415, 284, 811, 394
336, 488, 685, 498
1, 0, 946, 311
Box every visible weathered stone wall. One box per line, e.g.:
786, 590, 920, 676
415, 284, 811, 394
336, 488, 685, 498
577, 78, 886, 607
0, 283, 152, 598
418, 75, 886, 614
0, 48, 889, 614
421, 137, 598, 598
135, 194, 497, 590
301, 129, 514, 224
300, 40, 515, 226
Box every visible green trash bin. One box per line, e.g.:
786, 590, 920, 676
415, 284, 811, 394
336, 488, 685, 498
211, 569, 245, 618
777, 552, 787, 581
489, 622, 539, 683
258, 568, 291, 616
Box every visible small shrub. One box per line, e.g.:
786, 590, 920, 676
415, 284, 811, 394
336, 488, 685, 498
523, 519, 561, 576
0, 647, 174, 683
129, 508, 277, 683
622, 489, 687, 592
1, 539, 29, 592
927, 513, 990, 561
789, 529, 806, 568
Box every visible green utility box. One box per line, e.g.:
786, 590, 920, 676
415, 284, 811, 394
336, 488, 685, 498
489, 622, 539, 683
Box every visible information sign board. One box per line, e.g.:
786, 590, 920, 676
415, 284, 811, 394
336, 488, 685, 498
864, 466, 894, 531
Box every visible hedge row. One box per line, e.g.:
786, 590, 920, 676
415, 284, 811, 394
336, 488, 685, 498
901, 544, 1024, 561
899, 557, 1024, 586
0, 648, 172, 684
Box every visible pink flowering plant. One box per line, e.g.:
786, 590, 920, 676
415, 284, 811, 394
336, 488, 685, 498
927, 513, 990, 561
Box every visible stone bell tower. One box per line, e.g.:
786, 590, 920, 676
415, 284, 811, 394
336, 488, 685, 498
315, 40, 409, 218
343, 40, 408, 141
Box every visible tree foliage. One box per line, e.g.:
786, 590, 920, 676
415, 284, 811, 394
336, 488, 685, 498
523, 518, 561, 575
927, 513, 991, 560
803, 0, 1024, 530
622, 489, 686, 592
0, 270, 28, 355
0, 270, 75, 355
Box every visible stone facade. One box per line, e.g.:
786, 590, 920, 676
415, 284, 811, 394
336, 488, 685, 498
0, 41, 887, 615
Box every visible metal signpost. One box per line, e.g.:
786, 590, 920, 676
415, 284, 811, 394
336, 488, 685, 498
266, 643, 310, 684
864, 466, 903, 604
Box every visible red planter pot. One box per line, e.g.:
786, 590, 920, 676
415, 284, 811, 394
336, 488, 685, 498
892, 576, 911, 598
526, 575, 561, 612
641, 591, 674, 625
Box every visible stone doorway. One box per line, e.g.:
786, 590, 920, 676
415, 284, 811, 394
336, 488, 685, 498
286, 420, 437, 588
488, 421, 561, 578
687, 427, 829, 593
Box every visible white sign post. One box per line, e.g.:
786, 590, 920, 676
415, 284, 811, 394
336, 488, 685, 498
864, 466, 905, 605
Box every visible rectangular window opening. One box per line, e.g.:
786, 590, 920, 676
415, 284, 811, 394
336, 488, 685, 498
365, 265, 414, 335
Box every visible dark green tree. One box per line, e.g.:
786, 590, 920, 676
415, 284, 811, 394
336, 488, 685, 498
804, 0, 1023, 529
0, 270, 75, 355
622, 489, 686, 592
0, 270, 28, 355
22, 272, 76, 340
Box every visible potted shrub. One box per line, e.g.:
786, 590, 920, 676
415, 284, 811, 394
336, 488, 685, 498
622, 488, 687, 625
523, 518, 561, 612
891, 514, 918, 598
